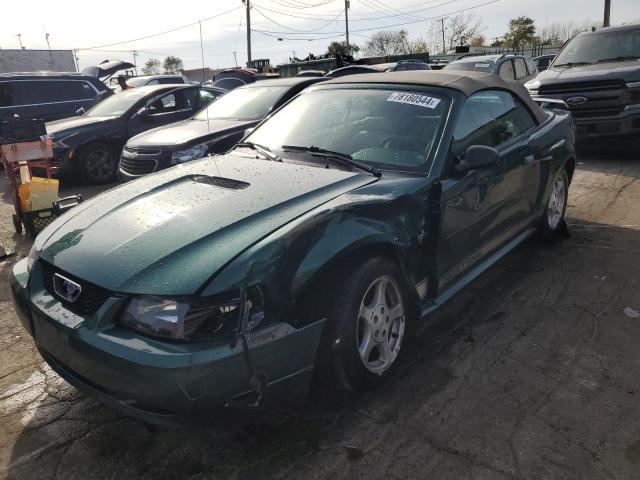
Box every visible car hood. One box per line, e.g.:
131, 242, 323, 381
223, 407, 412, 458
47, 116, 114, 137
127, 118, 254, 148
38, 154, 378, 295
536, 60, 640, 85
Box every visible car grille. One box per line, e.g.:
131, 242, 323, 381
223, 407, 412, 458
538, 80, 626, 95
123, 146, 161, 155
571, 106, 625, 118
41, 261, 113, 316
120, 156, 158, 175
191, 175, 250, 190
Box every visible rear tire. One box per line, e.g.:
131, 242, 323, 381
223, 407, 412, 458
317, 257, 410, 391
540, 168, 569, 238
77, 142, 117, 185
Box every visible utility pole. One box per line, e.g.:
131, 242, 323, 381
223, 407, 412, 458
199, 21, 206, 83
244, 0, 252, 66
15, 34, 24, 50
345, 0, 350, 55
233, 51, 238, 67
603, 0, 611, 27
441, 19, 446, 54
132, 50, 138, 75
44, 30, 53, 64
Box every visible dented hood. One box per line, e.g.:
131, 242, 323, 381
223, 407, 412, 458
38, 154, 377, 295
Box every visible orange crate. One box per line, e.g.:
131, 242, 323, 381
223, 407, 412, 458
1, 139, 53, 164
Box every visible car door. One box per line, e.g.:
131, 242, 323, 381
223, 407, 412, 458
0, 81, 19, 120
437, 90, 540, 287
127, 88, 197, 137
17, 80, 76, 121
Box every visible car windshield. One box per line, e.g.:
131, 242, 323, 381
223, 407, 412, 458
554, 28, 640, 65
194, 85, 288, 121
85, 89, 149, 117
245, 88, 449, 173
444, 60, 496, 73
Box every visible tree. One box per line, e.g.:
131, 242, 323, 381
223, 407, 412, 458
428, 13, 484, 53
503, 16, 536, 48
163, 56, 184, 74
327, 41, 360, 56
539, 19, 596, 44
363, 30, 428, 56
142, 58, 162, 75
469, 35, 486, 47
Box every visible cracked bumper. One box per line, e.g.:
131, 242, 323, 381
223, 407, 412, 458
10, 258, 326, 426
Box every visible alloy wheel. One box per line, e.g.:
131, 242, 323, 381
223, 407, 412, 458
547, 175, 566, 230
85, 149, 115, 181
356, 275, 406, 374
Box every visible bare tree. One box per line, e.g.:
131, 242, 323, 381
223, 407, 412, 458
428, 13, 485, 53
539, 19, 597, 44
363, 30, 429, 56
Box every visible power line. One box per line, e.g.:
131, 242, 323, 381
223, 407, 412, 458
253, 5, 343, 32
77, 6, 242, 50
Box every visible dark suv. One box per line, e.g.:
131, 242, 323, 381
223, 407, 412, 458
526, 24, 640, 139
0, 72, 110, 122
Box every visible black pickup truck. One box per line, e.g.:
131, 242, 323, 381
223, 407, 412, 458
526, 23, 640, 140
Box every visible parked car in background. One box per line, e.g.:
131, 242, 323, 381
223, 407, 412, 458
443, 54, 538, 84
296, 70, 325, 77
324, 65, 379, 78
48, 84, 225, 184
374, 59, 432, 71
212, 68, 258, 90
11, 71, 576, 424
126, 75, 187, 87
526, 23, 640, 140
118, 77, 323, 180
0, 72, 111, 122
531, 54, 556, 72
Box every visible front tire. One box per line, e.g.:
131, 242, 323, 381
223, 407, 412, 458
318, 257, 410, 391
540, 169, 569, 238
77, 142, 117, 185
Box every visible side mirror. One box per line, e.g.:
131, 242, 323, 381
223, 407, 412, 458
456, 145, 499, 172
136, 106, 151, 119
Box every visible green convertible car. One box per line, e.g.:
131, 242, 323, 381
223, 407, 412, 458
10, 71, 576, 424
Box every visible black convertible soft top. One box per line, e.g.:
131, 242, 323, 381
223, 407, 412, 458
325, 70, 548, 124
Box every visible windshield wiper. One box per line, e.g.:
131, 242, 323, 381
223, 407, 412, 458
281, 145, 381, 177
553, 61, 593, 67
235, 142, 280, 162
597, 55, 640, 63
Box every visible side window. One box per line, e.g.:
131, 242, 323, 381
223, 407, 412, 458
65, 81, 96, 100
498, 61, 515, 81
525, 58, 537, 75
452, 90, 538, 154
146, 79, 160, 85
0, 82, 17, 107
21, 81, 62, 104
514, 58, 528, 79
148, 93, 176, 113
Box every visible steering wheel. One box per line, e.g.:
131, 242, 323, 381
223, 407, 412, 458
378, 135, 405, 150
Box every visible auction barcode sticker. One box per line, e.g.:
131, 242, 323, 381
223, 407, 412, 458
387, 92, 441, 109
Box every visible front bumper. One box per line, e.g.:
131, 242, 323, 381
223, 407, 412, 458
118, 147, 171, 182
10, 258, 326, 426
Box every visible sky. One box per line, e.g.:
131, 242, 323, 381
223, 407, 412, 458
1, 0, 638, 72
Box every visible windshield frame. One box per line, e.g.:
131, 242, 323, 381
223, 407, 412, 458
192, 84, 289, 121
242, 83, 454, 176
552, 28, 640, 67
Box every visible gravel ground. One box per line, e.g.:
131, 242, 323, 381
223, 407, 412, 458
1, 146, 639, 480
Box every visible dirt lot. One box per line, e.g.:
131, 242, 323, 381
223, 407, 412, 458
1, 147, 639, 480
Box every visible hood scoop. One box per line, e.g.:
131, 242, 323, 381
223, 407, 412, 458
191, 174, 250, 190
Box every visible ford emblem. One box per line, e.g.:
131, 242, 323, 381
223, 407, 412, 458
566, 96, 588, 106
53, 273, 82, 303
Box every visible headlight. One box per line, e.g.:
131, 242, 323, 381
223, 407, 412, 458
27, 244, 39, 273
170, 143, 208, 165
119, 288, 265, 342
525, 79, 540, 92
